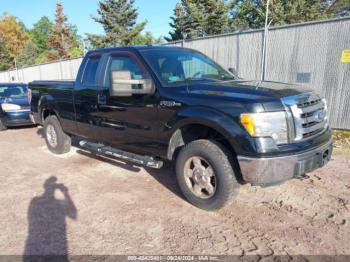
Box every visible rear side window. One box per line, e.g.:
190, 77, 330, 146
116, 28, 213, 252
82, 56, 101, 86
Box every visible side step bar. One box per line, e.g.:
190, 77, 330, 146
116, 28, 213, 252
79, 140, 163, 169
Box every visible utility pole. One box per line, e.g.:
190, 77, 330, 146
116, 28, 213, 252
14, 58, 19, 82
261, 0, 272, 81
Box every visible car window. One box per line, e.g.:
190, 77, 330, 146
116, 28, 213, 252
105, 56, 144, 87
82, 56, 101, 86
182, 57, 219, 79
0, 85, 27, 98
140, 49, 236, 87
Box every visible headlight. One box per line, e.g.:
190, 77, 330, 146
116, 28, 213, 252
322, 98, 329, 127
1, 103, 21, 112
240, 111, 288, 144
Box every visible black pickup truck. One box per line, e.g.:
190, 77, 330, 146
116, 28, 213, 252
29, 46, 333, 210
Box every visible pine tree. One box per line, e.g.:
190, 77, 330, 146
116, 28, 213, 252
88, 0, 146, 48
165, 3, 187, 41
47, 1, 78, 60
205, 0, 229, 35
167, 0, 229, 41
229, 0, 338, 31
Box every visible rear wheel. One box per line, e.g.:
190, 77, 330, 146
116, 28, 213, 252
44, 115, 71, 154
176, 139, 240, 211
0, 119, 7, 131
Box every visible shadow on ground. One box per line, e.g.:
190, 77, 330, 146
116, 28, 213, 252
23, 176, 77, 261
36, 127, 184, 201
76, 149, 184, 201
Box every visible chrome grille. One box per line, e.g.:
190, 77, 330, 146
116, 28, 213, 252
282, 92, 328, 142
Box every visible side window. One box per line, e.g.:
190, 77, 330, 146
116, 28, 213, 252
82, 56, 101, 86
105, 56, 144, 86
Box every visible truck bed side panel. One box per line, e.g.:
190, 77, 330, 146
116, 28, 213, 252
30, 81, 78, 135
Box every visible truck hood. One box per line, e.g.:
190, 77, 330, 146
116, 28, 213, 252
187, 80, 312, 101
0, 97, 29, 107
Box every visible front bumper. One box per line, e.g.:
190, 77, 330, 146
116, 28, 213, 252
1, 110, 33, 127
237, 139, 333, 186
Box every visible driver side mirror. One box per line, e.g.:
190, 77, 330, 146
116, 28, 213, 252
228, 67, 241, 79
110, 70, 155, 97
228, 67, 237, 75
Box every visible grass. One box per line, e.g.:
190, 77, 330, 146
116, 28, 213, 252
333, 129, 350, 150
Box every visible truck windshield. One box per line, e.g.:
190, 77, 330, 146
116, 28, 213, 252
0, 85, 27, 98
139, 48, 236, 87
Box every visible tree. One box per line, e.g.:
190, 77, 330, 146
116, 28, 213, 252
0, 36, 13, 71
0, 14, 29, 61
165, 3, 187, 41
166, 0, 229, 41
132, 31, 164, 45
328, 0, 350, 17
29, 16, 53, 54
17, 41, 39, 67
88, 0, 147, 48
228, 0, 338, 31
47, 1, 80, 60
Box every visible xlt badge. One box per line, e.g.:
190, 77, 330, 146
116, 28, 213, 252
160, 101, 182, 107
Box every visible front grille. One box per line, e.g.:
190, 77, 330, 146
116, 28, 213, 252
282, 92, 328, 142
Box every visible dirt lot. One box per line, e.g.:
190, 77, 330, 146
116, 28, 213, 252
0, 127, 349, 257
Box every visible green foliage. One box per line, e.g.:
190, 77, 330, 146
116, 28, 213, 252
68, 47, 84, 58
88, 0, 147, 48
165, 3, 187, 41
167, 0, 229, 41
228, 0, 338, 31
34, 52, 50, 64
29, 16, 53, 54
17, 41, 39, 67
132, 31, 164, 45
0, 36, 13, 71
0, 1, 83, 70
328, 0, 350, 17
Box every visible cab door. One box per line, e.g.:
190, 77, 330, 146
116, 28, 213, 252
74, 54, 102, 139
94, 51, 162, 156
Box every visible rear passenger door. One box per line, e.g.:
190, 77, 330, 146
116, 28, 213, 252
74, 54, 102, 139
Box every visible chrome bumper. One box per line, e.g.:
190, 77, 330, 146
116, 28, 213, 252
237, 139, 333, 186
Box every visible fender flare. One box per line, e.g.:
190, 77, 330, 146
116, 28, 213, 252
38, 94, 60, 123
165, 107, 253, 160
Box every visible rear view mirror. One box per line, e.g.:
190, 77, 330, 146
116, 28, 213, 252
110, 70, 155, 97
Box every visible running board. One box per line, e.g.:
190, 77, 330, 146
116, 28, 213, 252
79, 140, 163, 169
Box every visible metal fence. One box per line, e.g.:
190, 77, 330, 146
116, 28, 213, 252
0, 17, 349, 129
0, 57, 83, 83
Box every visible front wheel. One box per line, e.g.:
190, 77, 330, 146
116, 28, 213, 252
176, 139, 240, 211
43, 115, 71, 154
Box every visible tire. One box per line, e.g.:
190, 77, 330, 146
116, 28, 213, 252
0, 119, 7, 131
176, 139, 240, 211
43, 115, 71, 154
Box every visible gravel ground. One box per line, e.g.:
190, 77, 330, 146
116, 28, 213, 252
0, 127, 349, 258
